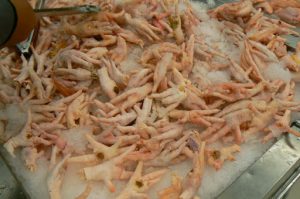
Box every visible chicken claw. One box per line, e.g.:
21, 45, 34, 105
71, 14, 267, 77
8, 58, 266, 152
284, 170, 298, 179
21, 147, 44, 172
153, 53, 173, 92
158, 174, 182, 199
263, 110, 300, 142
180, 136, 205, 199
151, 84, 187, 117
4, 110, 33, 157
116, 161, 168, 199
206, 144, 240, 170
47, 154, 71, 199
97, 67, 118, 99
83, 145, 136, 192
125, 13, 161, 41
275, 7, 300, 25
109, 36, 128, 64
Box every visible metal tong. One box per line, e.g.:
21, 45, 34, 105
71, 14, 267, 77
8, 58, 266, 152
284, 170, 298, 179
34, 5, 100, 17
16, 0, 100, 56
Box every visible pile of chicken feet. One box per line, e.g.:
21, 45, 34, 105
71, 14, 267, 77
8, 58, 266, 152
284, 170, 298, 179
1, 0, 300, 198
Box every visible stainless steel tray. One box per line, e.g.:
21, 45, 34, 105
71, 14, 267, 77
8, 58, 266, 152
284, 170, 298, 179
0, 154, 27, 199
217, 124, 300, 199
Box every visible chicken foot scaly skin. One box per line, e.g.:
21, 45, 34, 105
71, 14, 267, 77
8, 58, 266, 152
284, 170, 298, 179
145, 137, 186, 167
47, 154, 71, 199
32, 48, 49, 76
32, 123, 66, 150
85, 133, 122, 160
115, 27, 144, 47
75, 184, 92, 199
127, 69, 153, 89
102, 58, 129, 88
116, 161, 168, 199
21, 147, 44, 172
140, 42, 181, 66
182, 34, 195, 77
125, 13, 161, 41
97, 67, 118, 99
28, 57, 47, 100
151, 84, 187, 117
109, 36, 128, 64
91, 110, 137, 126
86, 47, 108, 59
109, 83, 153, 115
245, 100, 280, 136
169, 109, 222, 127
67, 153, 100, 165
14, 55, 32, 84
153, 123, 184, 141
66, 93, 87, 128
173, 2, 185, 44
135, 98, 153, 126
4, 110, 33, 157
275, 7, 300, 25
131, 98, 158, 139
63, 20, 114, 38
180, 138, 205, 199
158, 174, 182, 199
204, 108, 254, 144
211, 0, 254, 20
153, 53, 173, 93
215, 99, 267, 118
54, 68, 91, 81
85, 133, 139, 161
206, 144, 241, 170
56, 49, 101, 69
263, 110, 300, 143
83, 145, 136, 192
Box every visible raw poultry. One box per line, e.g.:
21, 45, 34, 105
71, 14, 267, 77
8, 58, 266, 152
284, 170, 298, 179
1, 0, 300, 198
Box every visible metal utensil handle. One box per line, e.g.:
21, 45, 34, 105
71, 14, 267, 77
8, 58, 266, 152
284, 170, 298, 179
16, 0, 46, 55
34, 5, 100, 17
